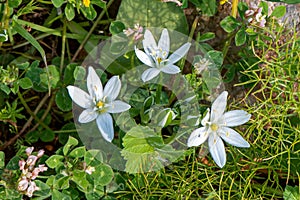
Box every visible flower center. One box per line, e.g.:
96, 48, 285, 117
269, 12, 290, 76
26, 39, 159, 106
211, 123, 219, 131
96, 101, 105, 109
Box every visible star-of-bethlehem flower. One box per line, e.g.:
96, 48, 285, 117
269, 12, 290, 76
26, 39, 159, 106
187, 91, 251, 168
67, 67, 131, 142
135, 28, 191, 82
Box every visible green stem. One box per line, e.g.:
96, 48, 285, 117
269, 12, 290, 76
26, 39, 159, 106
71, 0, 114, 62
155, 73, 163, 104
60, 20, 67, 75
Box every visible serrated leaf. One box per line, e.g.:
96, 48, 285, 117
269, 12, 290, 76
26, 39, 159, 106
18, 77, 33, 89
270, 5, 286, 18
55, 88, 72, 112
63, 136, 78, 156
235, 28, 247, 46
46, 155, 64, 169
220, 16, 240, 33
69, 146, 86, 158
283, 185, 300, 200
65, 3, 75, 21
121, 125, 179, 173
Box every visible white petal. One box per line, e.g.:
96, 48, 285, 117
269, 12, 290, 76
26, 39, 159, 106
143, 29, 157, 55
211, 91, 228, 122
135, 47, 153, 67
103, 76, 121, 101
168, 42, 191, 64
107, 100, 131, 113
201, 108, 210, 126
141, 68, 161, 82
67, 86, 92, 109
78, 109, 97, 123
187, 127, 209, 147
87, 67, 103, 100
161, 64, 180, 74
158, 29, 170, 57
219, 127, 250, 148
208, 134, 226, 168
96, 113, 114, 142
224, 110, 251, 127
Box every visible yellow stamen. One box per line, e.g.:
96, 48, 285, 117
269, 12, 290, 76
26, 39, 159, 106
157, 57, 162, 63
83, 0, 90, 7
211, 123, 219, 131
96, 101, 104, 108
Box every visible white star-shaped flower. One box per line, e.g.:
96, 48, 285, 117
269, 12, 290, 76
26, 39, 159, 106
135, 28, 191, 82
67, 67, 131, 142
187, 91, 251, 168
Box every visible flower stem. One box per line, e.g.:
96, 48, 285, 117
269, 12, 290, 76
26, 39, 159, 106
155, 73, 163, 104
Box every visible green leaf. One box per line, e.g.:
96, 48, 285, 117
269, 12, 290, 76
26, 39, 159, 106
0, 152, 4, 168
190, 0, 217, 16
259, 1, 269, 15
55, 176, 70, 190
84, 150, 103, 165
73, 66, 86, 81
270, 5, 286, 18
93, 164, 114, 186
40, 129, 55, 142
121, 125, 179, 173
235, 27, 247, 46
81, 5, 97, 21
18, 77, 33, 89
63, 136, 78, 156
8, 0, 22, 8
71, 170, 89, 191
25, 61, 48, 92
63, 63, 77, 85
110, 21, 126, 35
0, 83, 10, 95
34, 180, 51, 198
6, 156, 21, 170
237, 2, 249, 20
116, 0, 188, 34
40, 65, 60, 89
55, 88, 72, 112
198, 32, 215, 42
46, 155, 64, 169
220, 16, 241, 33
65, 3, 75, 21
207, 50, 223, 68
69, 146, 86, 158
16, 62, 30, 70
51, 0, 64, 8
283, 185, 300, 200
52, 189, 72, 200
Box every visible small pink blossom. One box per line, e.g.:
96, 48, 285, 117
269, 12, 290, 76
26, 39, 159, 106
37, 149, 45, 158
26, 181, 39, 197
17, 179, 29, 191
26, 155, 38, 166
25, 147, 34, 156
19, 160, 26, 170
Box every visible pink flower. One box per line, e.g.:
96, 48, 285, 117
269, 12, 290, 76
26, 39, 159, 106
37, 149, 45, 158
85, 166, 95, 175
25, 147, 34, 156
19, 160, 26, 170
17, 179, 29, 191
26, 181, 39, 197
26, 155, 38, 166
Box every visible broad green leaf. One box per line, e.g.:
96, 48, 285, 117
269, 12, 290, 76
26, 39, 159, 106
63, 136, 78, 156
0, 83, 10, 95
235, 27, 247, 46
121, 125, 179, 173
93, 164, 114, 186
198, 32, 215, 42
65, 3, 75, 21
40, 65, 60, 89
220, 16, 241, 33
8, 0, 22, 8
0, 152, 4, 168
207, 50, 223, 68
71, 170, 89, 191
25, 61, 48, 92
55, 176, 70, 190
283, 185, 300, 200
6, 156, 21, 170
46, 155, 64, 168
270, 5, 286, 18
237, 2, 249, 20
40, 129, 55, 142
34, 180, 51, 198
80, 5, 97, 20
16, 62, 30, 70
85, 185, 104, 200
69, 146, 86, 158
63, 63, 77, 85
18, 77, 33, 89
189, 0, 217, 16
265, 0, 300, 4
52, 189, 72, 200
110, 21, 126, 35
55, 88, 72, 112
116, 0, 188, 34
259, 1, 269, 15
51, 0, 64, 8
84, 149, 103, 165
73, 66, 86, 81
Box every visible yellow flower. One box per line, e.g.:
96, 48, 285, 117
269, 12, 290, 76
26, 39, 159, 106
220, 0, 228, 5
83, 0, 90, 7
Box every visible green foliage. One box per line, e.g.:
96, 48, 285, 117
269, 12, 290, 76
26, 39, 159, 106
220, 16, 241, 33
265, 0, 300, 3
284, 186, 300, 200
189, 0, 217, 16
270, 5, 286, 18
